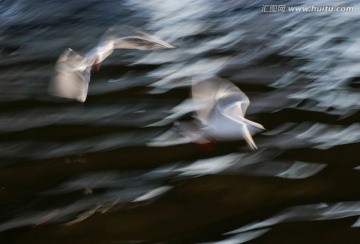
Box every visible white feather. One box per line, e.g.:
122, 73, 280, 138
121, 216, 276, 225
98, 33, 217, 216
191, 77, 265, 150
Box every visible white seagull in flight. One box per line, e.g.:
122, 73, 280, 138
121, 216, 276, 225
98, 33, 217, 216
49, 27, 175, 102
188, 77, 265, 150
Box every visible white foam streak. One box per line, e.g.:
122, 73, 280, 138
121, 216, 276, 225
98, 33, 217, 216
177, 154, 240, 177
213, 229, 270, 244
133, 186, 172, 202
226, 201, 360, 236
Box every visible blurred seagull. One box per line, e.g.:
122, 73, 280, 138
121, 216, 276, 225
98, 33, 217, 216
49, 27, 175, 102
186, 77, 265, 150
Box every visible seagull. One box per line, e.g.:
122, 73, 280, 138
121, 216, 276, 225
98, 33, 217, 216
186, 77, 265, 150
49, 27, 175, 102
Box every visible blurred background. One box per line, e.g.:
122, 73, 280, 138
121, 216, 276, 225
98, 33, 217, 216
0, 0, 359, 243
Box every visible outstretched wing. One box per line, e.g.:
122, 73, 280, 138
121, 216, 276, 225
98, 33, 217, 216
49, 48, 91, 102
102, 26, 174, 50
215, 78, 250, 118
192, 77, 249, 124
113, 36, 172, 50
132, 30, 175, 49
191, 78, 219, 124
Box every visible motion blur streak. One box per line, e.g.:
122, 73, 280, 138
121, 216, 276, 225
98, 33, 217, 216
0, 0, 359, 243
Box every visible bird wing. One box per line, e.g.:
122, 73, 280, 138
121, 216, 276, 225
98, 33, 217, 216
215, 79, 250, 118
102, 26, 174, 50
191, 78, 219, 124
56, 48, 87, 71
113, 35, 174, 50
192, 77, 249, 124
49, 48, 91, 102
132, 30, 175, 48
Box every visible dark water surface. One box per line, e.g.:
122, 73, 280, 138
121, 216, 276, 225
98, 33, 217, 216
0, 0, 360, 243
